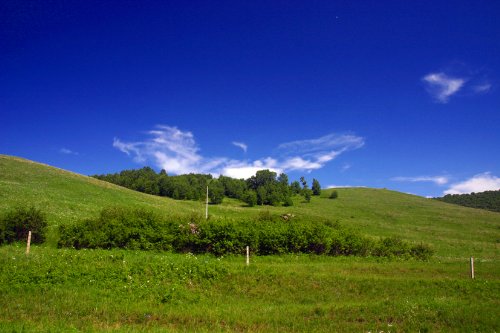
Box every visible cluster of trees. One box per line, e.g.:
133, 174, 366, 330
93, 168, 322, 206
435, 190, 500, 213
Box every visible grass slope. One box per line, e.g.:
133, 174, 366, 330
1, 154, 498, 257
1, 154, 499, 332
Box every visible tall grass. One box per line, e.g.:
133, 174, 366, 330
0, 246, 498, 332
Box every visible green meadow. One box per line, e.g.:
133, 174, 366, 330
1, 154, 499, 332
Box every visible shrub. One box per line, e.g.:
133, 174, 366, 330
242, 190, 257, 207
58, 206, 176, 250
283, 196, 294, 207
58, 206, 433, 260
409, 242, 434, 260
0, 206, 47, 244
329, 190, 338, 199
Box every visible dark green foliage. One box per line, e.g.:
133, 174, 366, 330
93, 167, 298, 207
300, 177, 313, 203
58, 207, 176, 250
219, 176, 247, 199
435, 190, 500, 213
208, 180, 225, 204
0, 206, 47, 244
58, 207, 433, 259
93, 168, 214, 202
373, 237, 434, 260
242, 190, 257, 207
303, 189, 312, 203
329, 190, 338, 199
290, 181, 302, 194
312, 178, 321, 196
246, 170, 293, 206
283, 196, 294, 206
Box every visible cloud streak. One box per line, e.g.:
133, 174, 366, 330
443, 172, 500, 195
422, 72, 465, 103
113, 125, 365, 178
391, 175, 449, 185
232, 141, 248, 153
60, 148, 78, 155
473, 83, 492, 93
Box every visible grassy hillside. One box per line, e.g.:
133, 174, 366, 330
1, 154, 498, 258
1, 154, 499, 332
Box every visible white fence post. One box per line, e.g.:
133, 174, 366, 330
246, 246, 250, 266
470, 257, 475, 279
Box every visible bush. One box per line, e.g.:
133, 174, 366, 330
0, 206, 47, 244
58, 206, 433, 260
283, 196, 294, 207
58, 206, 177, 250
242, 190, 257, 207
329, 190, 338, 199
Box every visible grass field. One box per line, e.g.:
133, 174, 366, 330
1, 154, 499, 332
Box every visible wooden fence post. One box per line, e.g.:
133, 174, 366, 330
470, 257, 474, 279
246, 246, 250, 266
26, 231, 32, 255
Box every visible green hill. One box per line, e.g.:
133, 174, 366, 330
1, 154, 499, 332
1, 154, 499, 258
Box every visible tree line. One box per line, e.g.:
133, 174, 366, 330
434, 190, 500, 213
92, 168, 322, 206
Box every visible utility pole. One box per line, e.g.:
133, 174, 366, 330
205, 185, 209, 220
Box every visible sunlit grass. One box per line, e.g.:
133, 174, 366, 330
1, 246, 499, 332
1, 154, 499, 331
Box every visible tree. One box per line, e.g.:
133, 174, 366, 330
208, 180, 225, 204
242, 190, 257, 207
300, 176, 312, 203
257, 186, 268, 205
300, 176, 307, 188
329, 190, 338, 199
219, 175, 247, 199
312, 178, 321, 196
290, 181, 301, 195
303, 189, 312, 203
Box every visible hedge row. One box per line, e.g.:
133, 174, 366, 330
58, 207, 433, 260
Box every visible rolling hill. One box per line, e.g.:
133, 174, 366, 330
1, 154, 499, 332
0, 154, 499, 258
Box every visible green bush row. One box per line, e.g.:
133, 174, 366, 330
58, 207, 433, 260
0, 206, 47, 245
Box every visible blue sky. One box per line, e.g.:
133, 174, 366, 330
1, 0, 499, 197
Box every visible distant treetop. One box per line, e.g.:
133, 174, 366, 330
434, 190, 500, 213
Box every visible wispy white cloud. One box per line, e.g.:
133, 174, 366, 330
113, 125, 365, 178
341, 163, 351, 172
391, 175, 449, 185
60, 148, 78, 155
422, 72, 465, 103
113, 125, 205, 174
473, 83, 492, 93
278, 133, 364, 155
443, 172, 500, 195
232, 141, 248, 153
